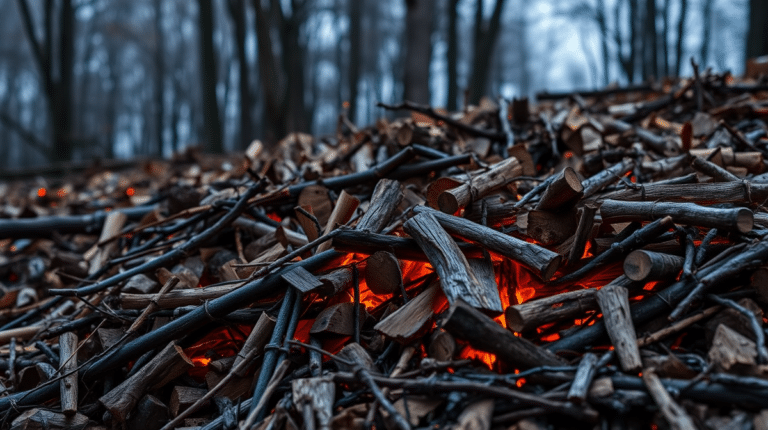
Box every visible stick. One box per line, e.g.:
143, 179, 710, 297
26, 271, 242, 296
566, 352, 599, 404
378, 101, 505, 141
596, 282, 642, 373
58, 332, 78, 416
623, 250, 684, 282
535, 167, 583, 211
438, 157, 522, 214
642, 369, 697, 430
599, 200, 753, 233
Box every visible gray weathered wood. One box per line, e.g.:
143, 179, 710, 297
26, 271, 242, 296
535, 167, 583, 211
595, 283, 642, 373
505, 288, 597, 333
624, 250, 684, 282
438, 156, 522, 213
600, 199, 753, 233
355, 179, 404, 233
567, 352, 599, 404
58, 332, 78, 416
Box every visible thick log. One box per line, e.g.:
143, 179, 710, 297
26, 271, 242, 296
403, 212, 502, 312
232, 312, 275, 377
642, 370, 697, 430
463, 196, 516, 227
535, 167, 583, 211
438, 157, 522, 213
520, 208, 578, 246
292, 377, 335, 430
355, 179, 404, 233
567, 203, 599, 265
316, 190, 360, 253
364, 251, 402, 295
58, 332, 78, 415
567, 352, 599, 404
623, 250, 684, 282
99, 342, 192, 422
412, 206, 561, 280
600, 199, 753, 233
332, 229, 483, 261
581, 159, 634, 199
440, 299, 564, 369
596, 283, 642, 373
10, 409, 89, 430
603, 182, 768, 204
170, 386, 207, 417
505, 287, 598, 333
311, 303, 366, 337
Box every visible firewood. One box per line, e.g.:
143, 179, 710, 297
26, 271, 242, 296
10, 409, 89, 430
566, 203, 599, 265
624, 250, 685, 282
375, 283, 443, 343
453, 398, 494, 430
518, 208, 578, 246
316, 190, 360, 253
691, 156, 741, 182
58, 332, 78, 415
292, 377, 335, 430
127, 394, 169, 430
298, 185, 333, 226
232, 312, 276, 377
535, 167, 583, 211
605, 181, 768, 204
411, 206, 561, 280
440, 299, 564, 369
310, 302, 366, 337
505, 287, 597, 333
170, 386, 208, 417
438, 156, 522, 214
708, 323, 758, 372
364, 251, 402, 295
581, 159, 634, 199
600, 200, 753, 233
566, 352, 599, 404
641, 370, 697, 430
332, 229, 484, 262
355, 179, 403, 233
403, 212, 502, 312
595, 282, 642, 373
428, 329, 457, 361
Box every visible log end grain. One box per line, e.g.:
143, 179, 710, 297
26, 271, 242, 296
736, 207, 754, 233
437, 190, 461, 214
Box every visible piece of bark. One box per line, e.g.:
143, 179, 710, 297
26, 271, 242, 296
364, 251, 402, 295
624, 250, 685, 282
170, 386, 208, 417
595, 283, 642, 373
375, 283, 444, 343
123, 274, 159, 295
88, 211, 128, 275
411, 206, 561, 280
438, 156, 522, 213
59, 332, 78, 415
441, 299, 564, 369
600, 200, 753, 233
519, 208, 578, 246
535, 167, 583, 211
453, 398, 494, 430
567, 352, 599, 404
99, 342, 193, 422
10, 409, 89, 430
281, 266, 323, 294
355, 179, 403, 233
316, 190, 360, 253
642, 370, 697, 430
505, 288, 597, 333
708, 324, 757, 372
316, 266, 354, 297
403, 212, 502, 313
310, 302, 366, 337
292, 377, 335, 430
232, 312, 276, 377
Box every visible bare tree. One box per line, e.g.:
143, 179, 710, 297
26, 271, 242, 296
746, 0, 767, 59
403, 0, 433, 104
468, 0, 507, 104
675, 0, 687, 76
197, 0, 223, 153
227, 0, 252, 149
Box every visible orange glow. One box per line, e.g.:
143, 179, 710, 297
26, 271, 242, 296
459, 346, 497, 369
37, 188, 46, 197
192, 357, 212, 367
184, 326, 249, 379
342, 101, 350, 108
267, 212, 282, 223
57, 189, 67, 198
581, 241, 593, 259
126, 187, 135, 196
516, 377, 526, 388
564, 151, 574, 159
540, 333, 560, 342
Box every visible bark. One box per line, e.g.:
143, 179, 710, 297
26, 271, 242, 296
446, 0, 459, 110
348, 0, 362, 122
154, 0, 165, 155
747, 0, 768, 59
228, 0, 252, 149
197, 0, 223, 153
468, 0, 507, 104
675, 0, 687, 76
403, 0, 433, 104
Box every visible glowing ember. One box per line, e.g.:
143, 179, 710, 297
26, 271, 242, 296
126, 187, 135, 196
37, 188, 46, 197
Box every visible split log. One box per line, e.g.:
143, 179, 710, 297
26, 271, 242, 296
232, 312, 276, 377
641, 370, 697, 430
311, 303, 366, 337
567, 203, 599, 265
403, 212, 503, 312
505, 287, 597, 333
293, 377, 335, 430
519, 208, 578, 246
411, 206, 561, 280
438, 157, 522, 213
374, 283, 444, 343
595, 282, 642, 373
170, 386, 208, 417
623, 250, 685, 282
708, 324, 757, 372
440, 299, 564, 369
428, 329, 457, 361
535, 167, 583, 211
364, 251, 402, 295
355, 179, 403, 233
316, 190, 360, 253
58, 332, 78, 415
99, 342, 193, 422
600, 200, 753, 233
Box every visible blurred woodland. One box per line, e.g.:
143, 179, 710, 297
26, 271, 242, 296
0, 0, 763, 170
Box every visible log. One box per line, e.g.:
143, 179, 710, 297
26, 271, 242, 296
566, 352, 599, 404
535, 167, 583, 211
440, 299, 564, 369
232, 312, 275, 377
438, 157, 522, 213
355, 179, 404, 233
505, 287, 597, 333
600, 200, 753, 233
691, 156, 741, 182
708, 324, 757, 372
332, 229, 484, 262
623, 250, 685, 282
170, 386, 208, 417
58, 332, 78, 415
316, 190, 360, 253
403, 212, 502, 312
374, 283, 444, 343
603, 182, 768, 204
311, 303, 366, 337
567, 203, 599, 265
641, 370, 697, 430
595, 282, 642, 373
10, 409, 89, 430
292, 377, 335, 430
520, 208, 578, 246
411, 206, 561, 280
364, 251, 403, 295
428, 329, 457, 361
581, 159, 634, 199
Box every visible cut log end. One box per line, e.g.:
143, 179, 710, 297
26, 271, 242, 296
736, 208, 754, 233
542, 255, 563, 281
437, 192, 460, 214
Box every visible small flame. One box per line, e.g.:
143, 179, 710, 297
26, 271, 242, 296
126, 187, 135, 196
37, 188, 46, 197
581, 241, 593, 259
267, 212, 282, 223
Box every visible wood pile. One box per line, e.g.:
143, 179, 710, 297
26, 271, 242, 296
3, 70, 768, 430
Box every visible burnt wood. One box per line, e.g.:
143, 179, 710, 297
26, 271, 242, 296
600, 200, 753, 233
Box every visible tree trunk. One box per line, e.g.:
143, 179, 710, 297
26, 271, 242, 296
348, 0, 362, 122
228, 0, 252, 149
662, 0, 670, 76
596, 0, 610, 85
403, 0, 433, 104
281, 5, 309, 133
644, 0, 658, 79
747, 0, 768, 59
468, 0, 507, 104
675, 0, 687, 76
197, 0, 224, 153
154, 0, 165, 156
252, 0, 285, 143
446, 0, 459, 110
700, 0, 712, 66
